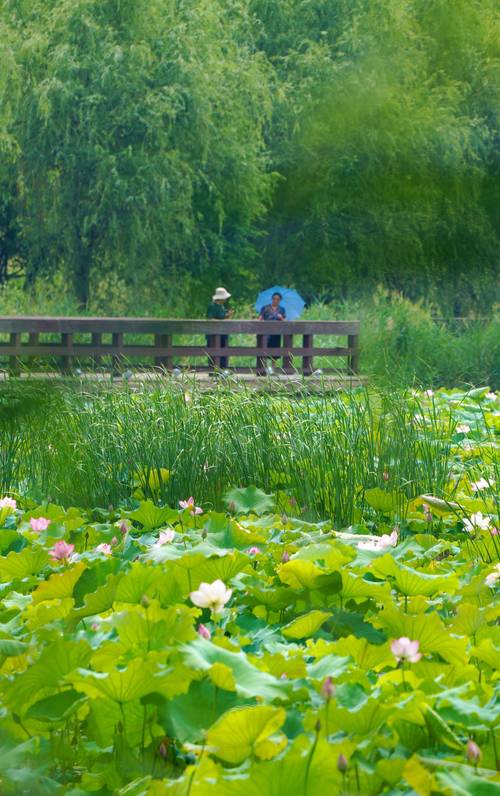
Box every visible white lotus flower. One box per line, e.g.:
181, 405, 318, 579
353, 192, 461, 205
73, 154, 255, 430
485, 565, 500, 588
424, 389, 434, 397
486, 392, 496, 401
358, 529, 398, 552
463, 512, 491, 533
190, 579, 232, 614
391, 637, 422, 663
471, 477, 490, 492
456, 423, 470, 434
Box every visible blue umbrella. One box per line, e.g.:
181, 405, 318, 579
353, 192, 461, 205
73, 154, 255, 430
254, 286, 305, 320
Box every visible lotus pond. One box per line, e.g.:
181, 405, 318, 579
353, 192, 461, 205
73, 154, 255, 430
0, 386, 498, 795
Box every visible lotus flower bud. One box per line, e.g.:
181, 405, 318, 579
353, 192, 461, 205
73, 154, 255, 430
321, 676, 335, 702
466, 739, 481, 764
337, 753, 348, 773
281, 550, 290, 563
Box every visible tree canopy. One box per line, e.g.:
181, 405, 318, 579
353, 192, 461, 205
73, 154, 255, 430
0, 0, 499, 311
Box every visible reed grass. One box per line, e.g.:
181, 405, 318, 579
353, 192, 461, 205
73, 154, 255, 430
1, 378, 470, 524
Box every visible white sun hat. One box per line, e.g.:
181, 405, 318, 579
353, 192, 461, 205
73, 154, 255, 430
212, 287, 231, 301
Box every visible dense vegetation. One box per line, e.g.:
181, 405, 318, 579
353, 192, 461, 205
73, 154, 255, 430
0, 387, 498, 794
1, 0, 499, 313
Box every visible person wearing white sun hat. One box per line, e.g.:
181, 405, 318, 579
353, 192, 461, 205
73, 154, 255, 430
207, 287, 233, 368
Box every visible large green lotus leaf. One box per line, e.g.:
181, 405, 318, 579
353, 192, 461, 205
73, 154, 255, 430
340, 572, 392, 601
26, 597, 74, 630
371, 556, 458, 597
277, 560, 323, 590
178, 736, 354, 796
129, 501, 178, 530
26, 688, 86, 723
423, 704, 462, 750
436, 691, 500, 730
329, 636, 394, 671
0, 547, 48, 582
206, 705, 286, 763
305, 654, 351, 681
245, 584, 299, 610
181, 638, 290, 701
282, 610, 331, 640
374, 606, 468, 666
0, 638, 28, 657
110, 602, 197, 651
472, 639, 500, 670
230, 520, 267, 547
71, 573, 121, 622
113, 562, 162, 604
158, 680, 245, 744
327, 697, 389, 736
224, 486, 275, 516
403, 755, 436, 796
3, 639, 92, 714
31, 561, 87, 605
450, 603, 488, 637
71, 658, 193, 703
0, 530, 20, 554
87, 696, 146, 748
292, 542, 355, 569
364, 488, 406, 514
436, 767, 500, 796
180, 551, 248, 593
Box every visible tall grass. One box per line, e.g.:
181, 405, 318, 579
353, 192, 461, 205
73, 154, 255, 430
1, 379, 463, 524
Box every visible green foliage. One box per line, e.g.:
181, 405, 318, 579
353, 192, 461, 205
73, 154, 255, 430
0, 468, 498, 793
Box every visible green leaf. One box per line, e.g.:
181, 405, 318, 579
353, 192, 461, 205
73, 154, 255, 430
224, 486, 275, 516
32, 561, 86, 604
282, 610, 331, 639
181, 638, 290, 701
375, 606, 468, 666
206, 706, 286, 763
26, 689, 86, 723
129, 501, 177, 530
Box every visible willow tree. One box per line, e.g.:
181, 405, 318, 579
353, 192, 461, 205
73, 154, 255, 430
8, 0, 272, 305
255, 0, 500, 312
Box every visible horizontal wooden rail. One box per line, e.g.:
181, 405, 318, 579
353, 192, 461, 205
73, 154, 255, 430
0, 317, 360, 376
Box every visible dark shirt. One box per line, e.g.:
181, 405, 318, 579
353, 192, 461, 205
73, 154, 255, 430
207, 302, 230, 319
259, 304, 286, 320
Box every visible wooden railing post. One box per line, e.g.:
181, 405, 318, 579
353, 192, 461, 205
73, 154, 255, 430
302, 334, 313, 375
282, 334, 293, 373
91, 332, 102, 369
112, 332, 123, 375
9, 333, 20, 375
348, 332, 359, 374
61, 333, 73, 374
256, 334, 265, 375
154, 334, 169, 369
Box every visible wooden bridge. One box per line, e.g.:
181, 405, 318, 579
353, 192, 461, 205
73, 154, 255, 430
0, 317, 360, 376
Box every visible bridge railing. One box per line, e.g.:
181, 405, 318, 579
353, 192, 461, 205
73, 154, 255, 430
0, 317, 360, 375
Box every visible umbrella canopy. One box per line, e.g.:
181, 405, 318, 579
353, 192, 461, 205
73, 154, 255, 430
255, 286, 305, 321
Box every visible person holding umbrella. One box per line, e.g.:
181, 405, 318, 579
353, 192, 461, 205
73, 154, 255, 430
256, 286, 305, 367
258, 291, 286, 353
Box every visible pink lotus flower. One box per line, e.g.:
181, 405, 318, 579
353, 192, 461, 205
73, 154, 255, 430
0, 497, 17, 509
198, 623, 211, 640
49, 540, 75, 562
391, 637, 422, 663
155, 529, 175, 546
358, 529, 398, 552
30, 517, 50, 532
96, 543, 112, 555
179, 497, 203, 515
248, 546, 261, 555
